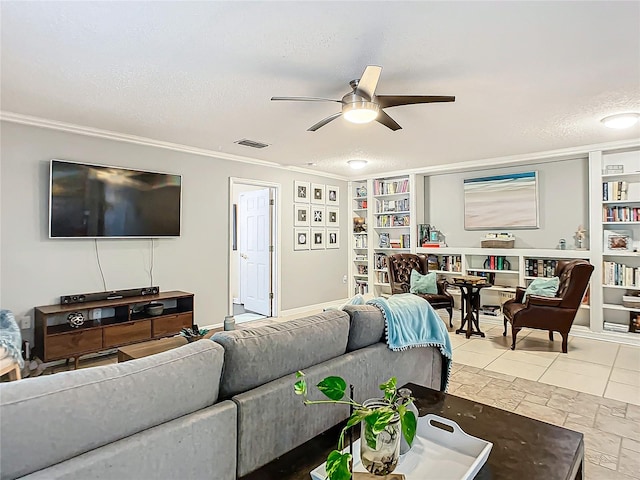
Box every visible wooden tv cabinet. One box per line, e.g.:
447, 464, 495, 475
34, 290, 194, 369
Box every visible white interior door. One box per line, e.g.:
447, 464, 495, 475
239, 188, 271, 316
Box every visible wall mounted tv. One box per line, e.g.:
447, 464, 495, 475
49, 159, 182, 238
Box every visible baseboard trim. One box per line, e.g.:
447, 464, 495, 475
278, 299, 352, 318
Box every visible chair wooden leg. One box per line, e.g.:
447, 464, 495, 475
447, 307, 453, 328
511, 328, 519, 350
503, 317, 508, 337
8, 364, 21, 381
561, 332, 569, 353
549, 331, 554, 341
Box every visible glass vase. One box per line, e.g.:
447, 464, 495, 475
360, 399, 401, 476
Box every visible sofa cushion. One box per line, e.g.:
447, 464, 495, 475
0, 339, 224, 480
20, 401, 237, 480
212, 310, 350, 398
343, 304, 385, 351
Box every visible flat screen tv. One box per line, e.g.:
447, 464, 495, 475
49, 159, 182, 238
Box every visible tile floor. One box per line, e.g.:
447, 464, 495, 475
444, 312, 640, 480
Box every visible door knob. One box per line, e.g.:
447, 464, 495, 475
241, 253, 248, 259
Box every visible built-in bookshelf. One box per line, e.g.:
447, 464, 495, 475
590, 149, 640, 338
351, 180, 369, 295
373, 175, 411, 295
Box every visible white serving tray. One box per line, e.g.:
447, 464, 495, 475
311, 414, 492, 480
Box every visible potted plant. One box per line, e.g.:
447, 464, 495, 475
294, 371, 417, 480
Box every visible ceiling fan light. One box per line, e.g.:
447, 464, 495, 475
347, 159, 368, 169
601, 113, 640, 129
343, 101, 380, 124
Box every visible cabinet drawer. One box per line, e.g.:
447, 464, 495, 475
46, 329, 103, 360
103, 320, 151, 348
152, 313, 192, 338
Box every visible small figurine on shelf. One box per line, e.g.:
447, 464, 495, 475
574, 225, 586, 250
558, 239, 566, 250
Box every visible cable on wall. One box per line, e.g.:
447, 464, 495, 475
149, 238, 155, 287
94, 239, 107, 292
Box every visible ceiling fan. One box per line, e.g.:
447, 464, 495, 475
271, 65, 455, 132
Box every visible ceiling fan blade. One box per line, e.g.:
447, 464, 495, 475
354, 65, 382, 101
376, 95, 455, 108
271, 96, 342, 103
376, 110, 402, 131
308, 112, 343, 131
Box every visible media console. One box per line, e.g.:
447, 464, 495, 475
34, 291, 194, 369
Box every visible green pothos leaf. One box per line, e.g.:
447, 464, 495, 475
293, 373, 307, 396
399, 408, 417, 447
325, 450, 352, 480
338, 408, 371, 449
378, 377, 397, 401
317, 376, 347, 401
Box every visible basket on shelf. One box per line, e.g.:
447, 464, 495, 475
480, 239, 515, 249
622, 295, 640, 309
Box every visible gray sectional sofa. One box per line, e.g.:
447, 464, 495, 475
0, 305, 446, 480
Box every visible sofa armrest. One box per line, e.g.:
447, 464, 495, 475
436, 279, 449, 295
526, 295, 563, 307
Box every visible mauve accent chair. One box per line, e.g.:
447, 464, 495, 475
387, 253, 454, 327
503, 259, 594, 353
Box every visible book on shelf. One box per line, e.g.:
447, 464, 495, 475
379, 232, 390, 248
604, 321, 629, 333
421, 242, 446, 248
354, 280, 369, 295
603, 261, 640, 286
602, 206, 640, 222
525, 258, 558, 277
374, 253, 388, 269
373, 178, 409, 195
355, 199, 368, 209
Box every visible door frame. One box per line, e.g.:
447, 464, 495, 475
228, 177, 281, 324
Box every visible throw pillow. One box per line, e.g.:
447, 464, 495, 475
522, 276, 560, 303
409, 270, 438, 295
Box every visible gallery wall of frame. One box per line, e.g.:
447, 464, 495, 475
294, 181, 340, 251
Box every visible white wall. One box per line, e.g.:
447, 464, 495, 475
424, 158, 589, 249
0, 122, 350, 342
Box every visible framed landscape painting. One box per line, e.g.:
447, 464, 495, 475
464, 172, 539, 230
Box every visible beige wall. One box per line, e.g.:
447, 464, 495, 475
0, 122, 350, 342
424, 158, 589, 249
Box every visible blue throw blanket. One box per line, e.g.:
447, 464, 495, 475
0, 310, 24, 369
367, 294, 452, 391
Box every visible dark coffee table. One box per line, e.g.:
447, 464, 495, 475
240, 383, 583, 480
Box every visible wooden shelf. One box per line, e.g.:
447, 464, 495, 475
468, 268, 519, 274
34, 291, 194, 366
603, 303, 640, 313
603, 284, 640, 290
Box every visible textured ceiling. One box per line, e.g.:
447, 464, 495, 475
1, 1, 639, 178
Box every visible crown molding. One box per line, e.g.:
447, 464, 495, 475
0, 111, 349, 181
354, 138, 640, 180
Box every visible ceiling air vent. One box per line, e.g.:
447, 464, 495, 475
234, 139, 270, 149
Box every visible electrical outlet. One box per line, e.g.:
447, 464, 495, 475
342, 275, 348, 284
19, 316, 31, 330
90, 308, 102, 320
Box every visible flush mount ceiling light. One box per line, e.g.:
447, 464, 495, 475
601, 113, 640, 129
347, 159, 368, 169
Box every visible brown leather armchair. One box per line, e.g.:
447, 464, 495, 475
387, 253, 454, 327
503, 259, 594, 353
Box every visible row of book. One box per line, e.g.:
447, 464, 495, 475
354, 199, 367, 209
438, 255, 462, 272
354, 280, 369, 295
375, 271, 389, 283
379, 233, 411, 248
376, 214, 410, 227
374, 253, 388, 270
372, 178, 409, 195
602, 181, 630, 201
483, 255, 511, 271
604, 316, 640, 334
603, 261, 640, 287
602, 206, 640, 223
525, 258, 558, 278
375, 198, 409, 213
353, 235, 368, 249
